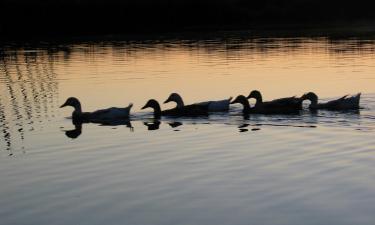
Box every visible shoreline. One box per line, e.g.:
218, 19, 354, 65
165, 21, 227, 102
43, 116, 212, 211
1, 20, 375, 44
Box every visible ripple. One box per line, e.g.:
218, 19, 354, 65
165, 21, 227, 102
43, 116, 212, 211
1, 36, 375, 225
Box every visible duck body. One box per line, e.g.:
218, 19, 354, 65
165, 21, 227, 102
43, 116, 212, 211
164, 93, 209, 116
142, 99, 208, 118
247, 90, 302, 110
196, 97, 232, 112
164, 93, 230, 112
251, 104, 301, 114
88, 106, 133, 122
301, 92, 361, 110
60, 97, 133, 123
231, 95, 300, 115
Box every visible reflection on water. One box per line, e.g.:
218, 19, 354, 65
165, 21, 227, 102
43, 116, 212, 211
63, 122, 82, 139
0, 52, 59, 154
0, 35, 375, 225
60, 110, 363, 139
144, 119, 161, 130
0, 36, 375, 153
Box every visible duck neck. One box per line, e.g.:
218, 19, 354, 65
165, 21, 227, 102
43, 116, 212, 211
175, 96, 185, 109
308, 93, 318, 108
152, 103, 162, 118
240, 98, 251, 112
72, 103, 82, 116
254, 94, 262, 106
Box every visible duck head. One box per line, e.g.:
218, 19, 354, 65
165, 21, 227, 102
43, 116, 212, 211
141, 99, 160, 110
247, 90, 262, 103
230, 95, 251, 112
231, 95, 248, 105
301, 92, 318, 106
142, 99, 161, 118
60, 97, 81, 110
164, 93, 184, 108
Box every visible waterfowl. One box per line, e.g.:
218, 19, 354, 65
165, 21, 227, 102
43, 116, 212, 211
141, 99, 178, 118
301, 92, 361, 110
142, 99, 208, 117
164, 93, 231, 112
230, 95, 299, 114
163, 94, 209, 115
60, 97, 133, 122
230, 95, 252, 114
196, 97, 233, 112
247, 90, 302, 110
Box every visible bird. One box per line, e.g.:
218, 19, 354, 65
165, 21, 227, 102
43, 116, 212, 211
230, 95, 300, 114
301, 92, 361, 110
164, 93, 231, 112
247, 90, 302, 110
60, 97, 133, 123
195, 97, 232, 112
142, 99, 208, 117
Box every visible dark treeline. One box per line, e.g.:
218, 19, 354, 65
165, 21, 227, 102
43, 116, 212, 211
1, 0, 375, 38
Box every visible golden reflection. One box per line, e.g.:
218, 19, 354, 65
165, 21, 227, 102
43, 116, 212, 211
0, 37, 375, 153
56, 38, 375, 112
0, 51, 59, 153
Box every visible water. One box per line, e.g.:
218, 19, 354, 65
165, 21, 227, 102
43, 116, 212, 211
0, 34, 375, 225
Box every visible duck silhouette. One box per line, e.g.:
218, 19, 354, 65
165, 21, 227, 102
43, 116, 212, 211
164, 93, 231, 112
142, 98, 208, 117
247, 90, 302, 110
60, 97, 133, 123
231, 95, 299, 114
301, 92, 361, 110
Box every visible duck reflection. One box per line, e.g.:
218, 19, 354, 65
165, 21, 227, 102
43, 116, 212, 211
64, 123, 82, 139
144, 119, 161, 130
62, 119, 134, 139
97, 119, 134, 132
168, 121, 183, 128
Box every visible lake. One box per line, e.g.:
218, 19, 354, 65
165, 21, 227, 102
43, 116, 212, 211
1, 33, 375, 225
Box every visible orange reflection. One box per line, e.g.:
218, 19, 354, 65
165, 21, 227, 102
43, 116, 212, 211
54, 39, 374, 112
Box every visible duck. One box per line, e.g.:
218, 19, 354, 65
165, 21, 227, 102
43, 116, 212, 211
247, 90, 302, 110
196, 97, 233, 112
164, 93, 231, 112
230, 95, 252, 114
60, 97, 133, 122
301, 92, 361, 110
142, 99, 208, 117
230, 95, 300, 114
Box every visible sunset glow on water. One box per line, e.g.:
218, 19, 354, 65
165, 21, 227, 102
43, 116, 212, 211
1, 36, 375, 225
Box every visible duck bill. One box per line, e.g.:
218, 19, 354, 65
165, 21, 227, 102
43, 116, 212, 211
141, 104, 148, 110
163, 98, 172, 104
230, 100, 238, 104
60, 102, 68, 108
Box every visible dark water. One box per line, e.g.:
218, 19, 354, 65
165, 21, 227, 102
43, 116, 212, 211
0, 36, 375, 225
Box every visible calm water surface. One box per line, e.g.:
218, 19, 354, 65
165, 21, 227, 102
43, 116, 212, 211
1, 35, 375, 225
